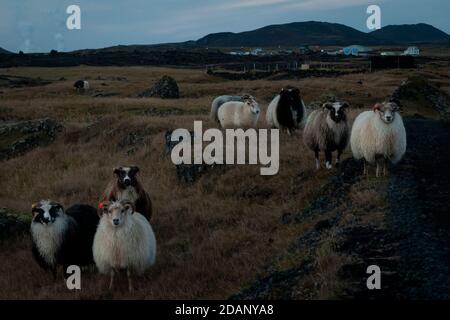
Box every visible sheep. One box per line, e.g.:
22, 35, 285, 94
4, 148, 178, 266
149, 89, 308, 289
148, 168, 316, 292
266, 87, 307, 134
350, 99, 406, 177
30, 200, 99, 279
217, 96, 260, 129
73, 80, 89, 91
211, 95, 247, 123
303, 101, 350, 169
93, 200, 156, 292
100, 166, 152, 221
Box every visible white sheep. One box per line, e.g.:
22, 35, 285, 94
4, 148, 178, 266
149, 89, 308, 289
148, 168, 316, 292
211, 95, 244, 123
303, 101, 350, 169
217, 96, 260, 129
93, 200, 156, 292
350, 100, 406, 177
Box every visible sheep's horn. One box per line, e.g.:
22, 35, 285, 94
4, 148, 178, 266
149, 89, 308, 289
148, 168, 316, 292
373, 103, 382, 111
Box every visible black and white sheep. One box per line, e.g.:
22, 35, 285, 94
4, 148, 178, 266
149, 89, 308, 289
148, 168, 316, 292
73, 80, 90, 91
30, 200, 99, 279
303, 101, 350, 169
350, 100, 406, 177
266, 87, 307, 134
217, 96, 260, 128
93, 200, 156, 292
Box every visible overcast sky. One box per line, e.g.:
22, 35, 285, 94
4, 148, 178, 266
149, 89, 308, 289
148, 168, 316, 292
0, 0, 449, 53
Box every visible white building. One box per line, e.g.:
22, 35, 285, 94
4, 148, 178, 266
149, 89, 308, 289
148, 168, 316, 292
251, 48, 263, 55
403, 46, 420, 56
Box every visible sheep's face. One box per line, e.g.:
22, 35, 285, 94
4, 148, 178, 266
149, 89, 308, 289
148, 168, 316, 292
374, 102, 400, 124
244, 97, 260, 115
113, 166, 139, 188
102, 200, 134, 227
324, 102, 348, 123
280, 88, 302, 106
32, 200, 64, 225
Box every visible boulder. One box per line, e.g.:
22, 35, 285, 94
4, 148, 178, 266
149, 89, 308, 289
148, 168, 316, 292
138, 75, 179, 99
0, 208, 29, 241
0, 118, 63, 160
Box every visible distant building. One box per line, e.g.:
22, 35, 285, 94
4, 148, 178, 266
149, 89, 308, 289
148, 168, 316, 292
251, 48, 263, 55
227, 51, 250, 56
323, 50, 341, 56
403, 46, 420, 56
342, 45, 372, 56
381, 51, 401, 56
298, 46, 311, 54
300, 64, 310, 70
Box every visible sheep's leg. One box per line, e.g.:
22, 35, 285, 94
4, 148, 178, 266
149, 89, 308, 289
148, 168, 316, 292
315, 150, 320, 170
109, 270, 115, 291
376, 159, 380, 178
287, 128, 292, 136
335, 149, 342, 168
325, 151, 332, 169
127, 269, 134, 292
383, 158, 387, 176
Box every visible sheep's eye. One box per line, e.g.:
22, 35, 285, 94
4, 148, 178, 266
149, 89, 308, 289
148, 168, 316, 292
121, 209, 125, 213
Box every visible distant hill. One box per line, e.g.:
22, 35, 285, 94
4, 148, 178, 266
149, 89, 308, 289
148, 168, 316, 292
0, 47, 12, 54
196, 21, 381, 47
371, 23, 450, 44
71, 21, 450, 55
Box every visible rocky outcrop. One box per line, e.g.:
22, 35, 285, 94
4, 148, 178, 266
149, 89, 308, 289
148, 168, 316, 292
138, 75, 179, 99
0, 208, 29, 241
0, 75, 51, 88
0, 119, 63, 160
392, 75, 450, 118
164, 130, 224, 183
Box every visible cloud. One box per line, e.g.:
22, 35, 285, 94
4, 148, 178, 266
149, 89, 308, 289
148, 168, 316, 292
284, 0, 384, 11
217, 0, 292, 10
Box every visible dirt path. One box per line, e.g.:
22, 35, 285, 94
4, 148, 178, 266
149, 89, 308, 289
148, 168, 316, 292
384, 117, 450, 299
232, 116, 450, 300
339, 116, 450, 299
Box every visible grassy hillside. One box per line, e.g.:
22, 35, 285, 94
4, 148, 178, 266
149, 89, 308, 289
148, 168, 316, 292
0, 63, 448, 299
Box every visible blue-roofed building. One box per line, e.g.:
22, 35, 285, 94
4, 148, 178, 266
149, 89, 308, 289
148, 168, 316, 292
342, 45, 372, 56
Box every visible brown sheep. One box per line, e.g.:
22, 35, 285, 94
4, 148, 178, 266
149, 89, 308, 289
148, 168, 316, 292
100, 166, 152, 221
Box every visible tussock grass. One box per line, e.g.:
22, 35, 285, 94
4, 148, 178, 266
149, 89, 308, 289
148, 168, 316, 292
0, 65, 444, 299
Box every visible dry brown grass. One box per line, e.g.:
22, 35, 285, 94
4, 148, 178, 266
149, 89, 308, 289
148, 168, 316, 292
0, 64, 446, 299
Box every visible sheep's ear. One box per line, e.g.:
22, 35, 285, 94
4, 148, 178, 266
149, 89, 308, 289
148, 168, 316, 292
323, 103, 333, 110
113, 167, 122, 175
373, 103, 382, 111
51, 203, 64, 214
31, 202, 40, 216
130, 166, 140, 174
341, 102, 349, 109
